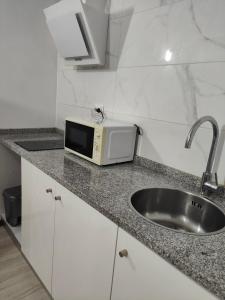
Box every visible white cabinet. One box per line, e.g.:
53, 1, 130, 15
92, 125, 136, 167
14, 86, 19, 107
111, 229, 218, 300
21, 158, 55, 293
52, 183, 117, 300
21, 158, 117, 299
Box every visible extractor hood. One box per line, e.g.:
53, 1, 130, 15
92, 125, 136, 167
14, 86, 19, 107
44, 0, 108, 66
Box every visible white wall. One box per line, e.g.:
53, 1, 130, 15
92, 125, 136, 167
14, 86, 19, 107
56, 0, 225, 183
0, 0, 57, 128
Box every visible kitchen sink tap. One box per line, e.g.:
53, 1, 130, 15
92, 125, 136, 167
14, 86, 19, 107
185, 116, 221, 196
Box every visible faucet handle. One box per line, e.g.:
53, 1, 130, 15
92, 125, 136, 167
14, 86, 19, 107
201, 172, 224, 196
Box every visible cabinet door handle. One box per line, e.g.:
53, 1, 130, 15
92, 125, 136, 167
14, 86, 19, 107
54, 196, 61, 201
46, 188, 52, 193
119, 249, 128, 258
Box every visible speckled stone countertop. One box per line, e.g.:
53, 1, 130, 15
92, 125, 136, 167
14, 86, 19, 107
0, 129, 225, 299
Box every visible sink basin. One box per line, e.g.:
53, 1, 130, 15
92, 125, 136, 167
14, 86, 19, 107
130, 188, 225, 235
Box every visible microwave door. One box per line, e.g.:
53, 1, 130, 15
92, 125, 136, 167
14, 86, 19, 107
65, 121, 94, 158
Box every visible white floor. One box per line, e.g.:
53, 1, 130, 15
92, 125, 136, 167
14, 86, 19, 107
1, 213, 21, 244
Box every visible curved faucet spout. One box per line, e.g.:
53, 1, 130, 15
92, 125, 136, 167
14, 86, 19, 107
185, 116, 220, 195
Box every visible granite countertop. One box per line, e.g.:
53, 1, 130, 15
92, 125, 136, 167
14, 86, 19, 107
0, 129, 225, 299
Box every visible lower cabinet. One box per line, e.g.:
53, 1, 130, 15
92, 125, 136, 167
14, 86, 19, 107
22, 158, 55, 293
21, 159, 118, 300
52, 182, 118, 300
111, 229, 218, 300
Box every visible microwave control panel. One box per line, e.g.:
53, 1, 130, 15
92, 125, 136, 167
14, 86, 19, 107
93, 127, 104, 164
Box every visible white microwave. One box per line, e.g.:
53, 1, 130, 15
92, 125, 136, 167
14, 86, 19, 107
65, 118, 137, 165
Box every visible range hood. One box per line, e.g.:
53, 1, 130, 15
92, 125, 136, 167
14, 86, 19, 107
44, 0, 108, 66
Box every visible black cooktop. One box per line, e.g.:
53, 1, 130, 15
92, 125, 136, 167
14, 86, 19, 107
15, 139, 64, 151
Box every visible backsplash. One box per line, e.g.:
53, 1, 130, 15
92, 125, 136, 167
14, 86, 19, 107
56, 0, 225, 183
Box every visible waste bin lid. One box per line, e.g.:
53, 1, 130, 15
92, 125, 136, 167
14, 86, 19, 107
3, 186, 21, 200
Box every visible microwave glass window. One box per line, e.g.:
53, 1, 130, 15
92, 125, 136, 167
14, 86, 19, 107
65, 121, 94, 158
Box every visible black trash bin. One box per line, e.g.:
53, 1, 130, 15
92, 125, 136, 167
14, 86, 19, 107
3, 186, 21, 227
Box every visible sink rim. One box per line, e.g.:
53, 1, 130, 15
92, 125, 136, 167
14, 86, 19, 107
129, 188, 225, 236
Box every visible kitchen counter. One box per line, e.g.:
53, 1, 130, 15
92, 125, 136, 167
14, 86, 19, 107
1, 128, 225, 299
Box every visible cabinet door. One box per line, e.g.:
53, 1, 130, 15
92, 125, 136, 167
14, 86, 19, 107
111, 229, 218, 300
52, 183, 118, 300
21, 159, 55, 293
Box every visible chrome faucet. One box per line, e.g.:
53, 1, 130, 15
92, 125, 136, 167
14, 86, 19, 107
185, 116, 220, 196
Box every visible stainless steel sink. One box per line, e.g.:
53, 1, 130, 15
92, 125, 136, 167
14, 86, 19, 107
130, 188, 225, 235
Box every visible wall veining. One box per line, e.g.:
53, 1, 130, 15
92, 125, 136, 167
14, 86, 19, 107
56, 0, 225, 183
